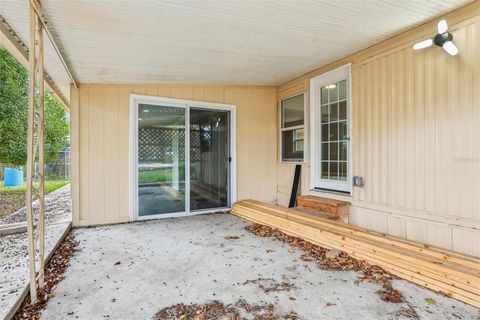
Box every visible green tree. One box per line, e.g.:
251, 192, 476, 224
44, 93, 70, 163
0, 46, 69, 167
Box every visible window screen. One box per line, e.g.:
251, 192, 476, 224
280, 93, 305, 162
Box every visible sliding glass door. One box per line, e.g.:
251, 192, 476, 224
137, 103, 186, 216
189, 108, 229, 211
134, 99, 232, 219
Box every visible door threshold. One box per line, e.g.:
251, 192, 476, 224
135, 207, 231, 221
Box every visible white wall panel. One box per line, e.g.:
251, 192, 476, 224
349, 207, 388, 234
452, 226, 480, 257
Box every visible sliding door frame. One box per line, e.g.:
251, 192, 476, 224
129, 94, 236, 221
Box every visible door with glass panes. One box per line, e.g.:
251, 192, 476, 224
313, 65, 351, 193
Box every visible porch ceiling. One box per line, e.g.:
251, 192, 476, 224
0, 0, 472, 99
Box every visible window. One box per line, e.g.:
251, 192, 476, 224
293, 128, 304, 153
310, 64, 351, 193
280, 93, 305, 162
320, 80, 348, 181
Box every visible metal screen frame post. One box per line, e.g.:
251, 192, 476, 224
25, 0, 46, 303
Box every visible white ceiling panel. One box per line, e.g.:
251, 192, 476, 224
0, 0, 473, 96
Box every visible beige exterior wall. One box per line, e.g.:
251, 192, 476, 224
69, 1, 480, 256
71, 85, 278, 226
277, 2, 480, 256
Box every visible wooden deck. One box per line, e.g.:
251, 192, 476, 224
232, 199, 480, 308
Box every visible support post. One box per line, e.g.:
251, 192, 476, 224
70, 85, 80, 226
25, 0, 46, 303
25, 2, 38, 303
37, 13, 45, 289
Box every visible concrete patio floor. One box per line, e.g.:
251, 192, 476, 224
41, 214, 479, 320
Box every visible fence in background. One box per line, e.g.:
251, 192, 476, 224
0, 148, 71, 182
43, 148, 70, 180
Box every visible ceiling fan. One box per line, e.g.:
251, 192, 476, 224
413, 19, 458, 56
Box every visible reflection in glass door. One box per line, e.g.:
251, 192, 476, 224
189, 108, 229, 211
137, 104, 186, 216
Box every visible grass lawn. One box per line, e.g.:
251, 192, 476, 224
138, 162, 194, 184
0, 180, 69, 221
138, 170, 173, 184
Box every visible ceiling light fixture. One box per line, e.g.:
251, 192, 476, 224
413, 39, 433, 50
413, 19, 458, 56
442, 40, 459, 56
325, 84, 337, 89
143, 109, 150, 113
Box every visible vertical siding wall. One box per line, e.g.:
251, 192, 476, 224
277, 12, 480, 256
71, 85, 277, 226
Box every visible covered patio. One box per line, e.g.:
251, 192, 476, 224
39, 215, 479, 319
1, 0, 480, 318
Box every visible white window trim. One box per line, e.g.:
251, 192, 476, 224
279, 92, 308, 163
293, 129, 304, 153
309, 64, 353, 194
128, 94, 237, 221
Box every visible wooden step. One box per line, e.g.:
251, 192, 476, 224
290, 207, 341, 222
297, 195, 349, 223
232, 199, 480, 308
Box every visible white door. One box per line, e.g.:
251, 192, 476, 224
310, 64, 352, 193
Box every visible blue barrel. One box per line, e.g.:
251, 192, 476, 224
4, 167, 24, 187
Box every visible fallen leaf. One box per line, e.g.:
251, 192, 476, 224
425, 297, 436, 305
114, 261, 121, 266
154, 299, 284, 319
14, 234, 78, 320
377, 289, 404, 303
300, 254, 312, 261
225, 236, 240, 240
325, 302, 336, 307
266, 249, 274, 253
246, 223, 402, 304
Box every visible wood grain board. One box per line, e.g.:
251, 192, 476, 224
297, 195, 349, 221
232, 199, 480, 308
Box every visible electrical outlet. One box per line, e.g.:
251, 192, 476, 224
353, 176, 364, 187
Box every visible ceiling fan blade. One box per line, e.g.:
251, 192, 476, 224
438, 19, 448, 34
413, 39, 433, 50
443, 41, 458, 56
